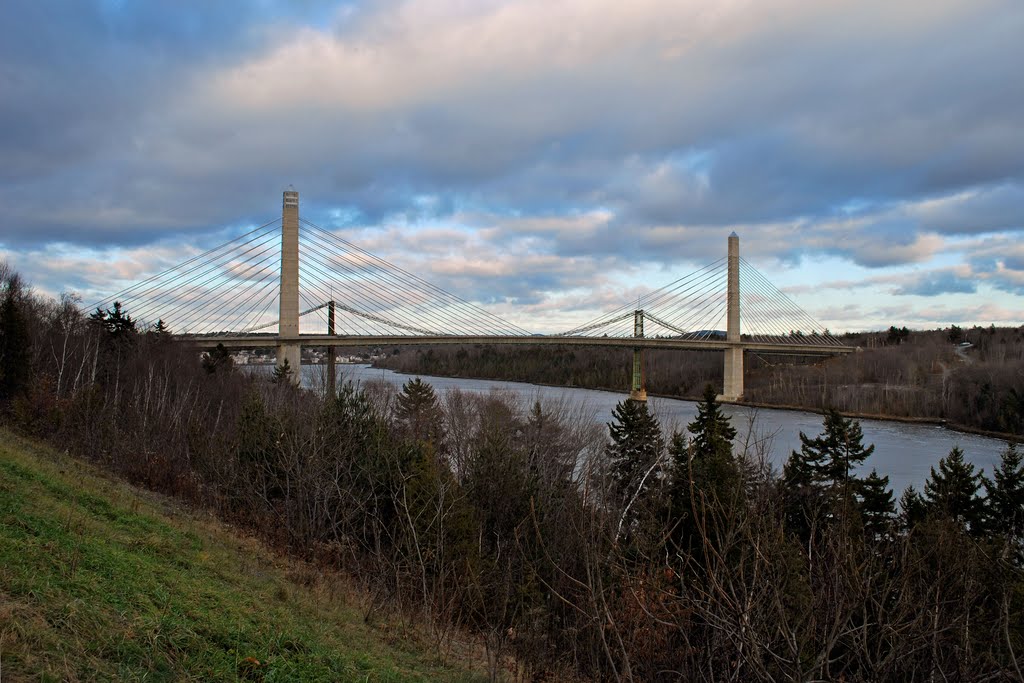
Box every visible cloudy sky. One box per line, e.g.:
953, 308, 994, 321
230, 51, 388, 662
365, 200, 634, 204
2, 0, 1022, 333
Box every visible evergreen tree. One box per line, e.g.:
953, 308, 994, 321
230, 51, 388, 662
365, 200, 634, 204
103, 301, 137, 342
687, 384, 736, 462
87, 301, 138, 385
149, 318, 171, 341
923, 446, 986, 533
673, 385, 743, 527
859, 469, 895, 540
87, 306, 107, 330
271, 358, 293, 384
782, 409, 876, 536
0, 271, 32, 402
395, 377, 444, 445
782, 446, 827, 538
984, 443, 1024, 541
822, 410, 874, 496
899, 485, 928, 531
664, 430, 700, 550
799, 410, 874, 500
235, 389, 282, 502
606, 398, 663, 501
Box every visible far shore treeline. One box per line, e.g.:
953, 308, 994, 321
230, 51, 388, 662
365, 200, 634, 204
2, 261, 1024, 680
375, 326, 1024, 439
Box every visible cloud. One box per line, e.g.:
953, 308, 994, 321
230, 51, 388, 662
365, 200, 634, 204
1, 0, 1023, 331
893, 270, 977, 297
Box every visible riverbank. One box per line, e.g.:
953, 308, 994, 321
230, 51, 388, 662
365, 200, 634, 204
371, 333, 1024, 438
370, 363, 1023, 444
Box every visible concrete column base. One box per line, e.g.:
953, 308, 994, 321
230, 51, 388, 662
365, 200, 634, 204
276, 342, 301, 385
326, 347, 336, 398
719, 346, 744, 402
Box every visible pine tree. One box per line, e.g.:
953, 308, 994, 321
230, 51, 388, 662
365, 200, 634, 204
680, 384, 742, 519
666, 430, 689, 504
395, 377, 444, 445
782, 446, 826, 538
149, 318, 170, 341
271, 358, 293, 384
899, 485, 928, 531
924, 446, 986, 532
859, 469, 895, 540
687, 384, 736, 462
782, 409, 876, 536
665, 427, 735, 550
606, 398, 663, 500
984, 443, 1024, 540
104, 301, 137, 343
87, 301, 138, 386
818, 410, 874, 496
0, 272, 32, 402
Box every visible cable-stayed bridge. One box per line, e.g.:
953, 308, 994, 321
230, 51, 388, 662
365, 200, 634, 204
89, 191, 854, 401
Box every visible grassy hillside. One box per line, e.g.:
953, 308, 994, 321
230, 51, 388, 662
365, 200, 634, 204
0, 431, 487, 682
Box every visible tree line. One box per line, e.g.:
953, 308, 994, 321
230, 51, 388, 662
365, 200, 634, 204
2, 264, 1023, 680
377, 325, 1024, 436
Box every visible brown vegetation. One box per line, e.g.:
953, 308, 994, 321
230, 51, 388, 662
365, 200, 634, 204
2, 265, 1024, 680
376, 325, 1024, 436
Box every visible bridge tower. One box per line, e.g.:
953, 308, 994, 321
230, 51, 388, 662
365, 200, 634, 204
326, 300, 337, 398
276, 190, 301, 382
629, 309, 647, 401
720, 232, 744, 401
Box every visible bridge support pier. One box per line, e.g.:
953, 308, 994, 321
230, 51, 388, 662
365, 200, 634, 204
629, 309, 647, 402
276, 189, 301, 384
326, 300, 336, 398
722, 346, 743, 402
718, 232, 744, 402
276, 342, 301, 379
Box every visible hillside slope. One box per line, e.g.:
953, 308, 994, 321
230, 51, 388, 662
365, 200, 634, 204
0, 431, 486, 682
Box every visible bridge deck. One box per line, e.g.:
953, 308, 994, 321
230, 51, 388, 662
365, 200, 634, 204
183, 334, 854, 355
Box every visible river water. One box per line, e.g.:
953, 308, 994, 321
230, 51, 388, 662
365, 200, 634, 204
277, 363, 1012, 496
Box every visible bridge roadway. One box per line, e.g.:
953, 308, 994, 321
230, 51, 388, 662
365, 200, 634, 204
184, 334, 855, 356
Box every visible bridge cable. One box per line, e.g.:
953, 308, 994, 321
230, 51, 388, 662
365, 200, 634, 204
739, 259, 840, 346
87, 218, 281, 311
299, 229, 500, 336
101, 224, 281, 326
129, 232, 281, 331
301, 219, 531, 336
297, 240, 455, 335
171, 246, 283, 333
302, 223, 524, 336
559, 258, 726, 335
296, 234, 465, 335
301, 229, 520, 337
648, 262, 728, 333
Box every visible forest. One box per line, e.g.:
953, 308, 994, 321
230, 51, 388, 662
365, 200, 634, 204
2, 263, 1024, 681
376, 325, 1024, 438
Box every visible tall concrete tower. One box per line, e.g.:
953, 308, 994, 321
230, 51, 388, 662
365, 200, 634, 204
629, 309, 647, 402
276, 189, 301, 380
720, 232, 744, 401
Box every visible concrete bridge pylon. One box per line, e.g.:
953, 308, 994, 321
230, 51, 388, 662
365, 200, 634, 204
720, 232, 744, 402
629, 309, 647, 402
276, 189, 301, 382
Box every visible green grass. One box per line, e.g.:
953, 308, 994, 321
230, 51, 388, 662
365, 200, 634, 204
0, 431, 487, 682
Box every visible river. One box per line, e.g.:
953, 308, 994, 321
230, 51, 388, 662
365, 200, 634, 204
270, 363, 1012, 496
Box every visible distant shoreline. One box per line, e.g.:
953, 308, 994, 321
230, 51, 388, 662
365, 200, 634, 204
371, 364, 1022, 444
